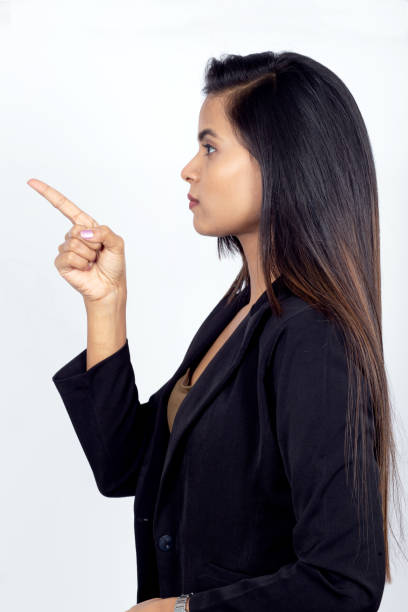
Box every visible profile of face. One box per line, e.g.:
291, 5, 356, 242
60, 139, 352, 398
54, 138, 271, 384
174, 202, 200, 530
180, 94, 263, 238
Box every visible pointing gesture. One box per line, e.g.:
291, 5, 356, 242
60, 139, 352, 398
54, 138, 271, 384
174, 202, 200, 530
27, 178, 127, 304
27, 178, 100, 227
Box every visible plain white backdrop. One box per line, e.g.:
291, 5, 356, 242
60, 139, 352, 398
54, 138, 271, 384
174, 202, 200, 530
1, 0, 407, 610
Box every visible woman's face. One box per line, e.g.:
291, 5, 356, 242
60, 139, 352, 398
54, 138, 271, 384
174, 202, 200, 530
181, 94, 263, 238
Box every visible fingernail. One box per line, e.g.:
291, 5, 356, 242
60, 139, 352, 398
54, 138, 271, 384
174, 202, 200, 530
80, 230, 94, 238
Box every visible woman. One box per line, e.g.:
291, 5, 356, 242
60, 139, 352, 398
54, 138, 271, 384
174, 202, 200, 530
28, 51, 404, 612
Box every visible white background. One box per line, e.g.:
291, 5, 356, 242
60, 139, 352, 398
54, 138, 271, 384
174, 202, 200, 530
1, 0, 407, 610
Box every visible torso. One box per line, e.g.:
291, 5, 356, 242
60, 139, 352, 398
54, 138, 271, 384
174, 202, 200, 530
188, 303, 252, 386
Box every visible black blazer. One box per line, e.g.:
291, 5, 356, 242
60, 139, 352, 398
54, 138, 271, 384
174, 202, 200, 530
52, 275, 385, 611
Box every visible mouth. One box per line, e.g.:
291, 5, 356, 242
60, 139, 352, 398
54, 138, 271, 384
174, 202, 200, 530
188, 193, 200, 209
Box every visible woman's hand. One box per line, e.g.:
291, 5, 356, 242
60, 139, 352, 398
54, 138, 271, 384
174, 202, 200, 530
27, 178, 127, 305
124, 596, 179, 611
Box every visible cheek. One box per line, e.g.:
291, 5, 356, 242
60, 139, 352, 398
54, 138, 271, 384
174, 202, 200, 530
196, 190, 261, 237
194, 153, 262, 235
222, 197, 261, 231
210, 153, 261, 204
219, 158, 262, 222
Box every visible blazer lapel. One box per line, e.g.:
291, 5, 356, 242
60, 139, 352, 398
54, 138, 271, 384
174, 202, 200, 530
153, 276, 289, 527
152, 285, 250, 414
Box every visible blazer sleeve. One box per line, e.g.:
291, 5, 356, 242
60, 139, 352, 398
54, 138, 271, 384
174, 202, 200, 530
188, 309, 386, 612
52, 338, 162, 498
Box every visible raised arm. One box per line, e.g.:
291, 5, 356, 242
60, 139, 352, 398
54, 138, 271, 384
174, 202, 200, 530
28, 178, 159, 497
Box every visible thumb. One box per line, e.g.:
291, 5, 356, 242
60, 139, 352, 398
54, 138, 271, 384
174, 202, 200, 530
71, 224, 124, 253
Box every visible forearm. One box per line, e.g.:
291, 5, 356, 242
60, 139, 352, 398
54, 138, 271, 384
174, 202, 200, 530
84, 289, 127, 371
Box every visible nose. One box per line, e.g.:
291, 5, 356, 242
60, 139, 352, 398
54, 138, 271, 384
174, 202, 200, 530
180, 153, 199, 183
180, 163, 191, 182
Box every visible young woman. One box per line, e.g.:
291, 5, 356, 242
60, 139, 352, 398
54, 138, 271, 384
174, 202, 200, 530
29, 51, 405, 612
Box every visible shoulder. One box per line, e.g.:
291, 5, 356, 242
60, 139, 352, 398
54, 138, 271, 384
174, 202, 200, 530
261, 298, 353, 435
261, 294, 345, 373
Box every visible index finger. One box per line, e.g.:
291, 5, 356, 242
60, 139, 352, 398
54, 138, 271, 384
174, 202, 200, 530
27, 178, 99, 227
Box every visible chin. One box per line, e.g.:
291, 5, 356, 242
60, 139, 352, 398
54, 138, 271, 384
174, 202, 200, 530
193, 216, 242, 238
192, 217, 216, 237
193, 222, 234, 238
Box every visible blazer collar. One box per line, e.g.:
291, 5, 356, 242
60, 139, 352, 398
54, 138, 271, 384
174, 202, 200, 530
153, 276, 290, 525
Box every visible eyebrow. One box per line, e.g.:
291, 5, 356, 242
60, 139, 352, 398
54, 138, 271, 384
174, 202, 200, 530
197, 128, 219, 142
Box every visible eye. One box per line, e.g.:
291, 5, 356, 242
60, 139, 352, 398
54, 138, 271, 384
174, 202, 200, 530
202, 143, 216, 156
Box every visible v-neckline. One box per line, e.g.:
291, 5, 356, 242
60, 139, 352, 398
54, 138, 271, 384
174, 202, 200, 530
167, 275, 288, 436
185, 280, 276, 387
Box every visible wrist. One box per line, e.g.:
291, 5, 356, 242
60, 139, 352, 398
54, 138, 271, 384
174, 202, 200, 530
84, 285, 127, 311
162, 597, 178, 611
84, 291, 127, 332
163, 594, 191, 611
83, 299, 127, 315
84, 289, 127, 370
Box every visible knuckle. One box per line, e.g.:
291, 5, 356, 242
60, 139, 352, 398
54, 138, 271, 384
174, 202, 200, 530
56, 194, 66, 208
72, 212, 82, 224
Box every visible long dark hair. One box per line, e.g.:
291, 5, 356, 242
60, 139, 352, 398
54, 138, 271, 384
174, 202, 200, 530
202, 51, 406, 583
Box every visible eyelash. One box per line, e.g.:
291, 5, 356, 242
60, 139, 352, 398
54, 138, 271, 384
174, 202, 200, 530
202, 143, 216, 156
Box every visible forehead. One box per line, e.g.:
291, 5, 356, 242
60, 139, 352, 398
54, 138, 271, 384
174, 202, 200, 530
198, 94, 231, 136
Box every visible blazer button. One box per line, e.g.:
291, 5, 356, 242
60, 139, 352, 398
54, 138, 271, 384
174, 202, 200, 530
158, 534, 173, 551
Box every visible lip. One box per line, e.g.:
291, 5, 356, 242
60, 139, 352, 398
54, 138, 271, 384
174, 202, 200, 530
189, 199, 199, 209
188, 193, 199, 203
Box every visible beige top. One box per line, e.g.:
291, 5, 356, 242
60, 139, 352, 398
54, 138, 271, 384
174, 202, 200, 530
167, 366, 194, 432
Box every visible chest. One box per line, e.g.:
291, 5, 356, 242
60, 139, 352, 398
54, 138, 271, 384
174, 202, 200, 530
188, 303, 251, 386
